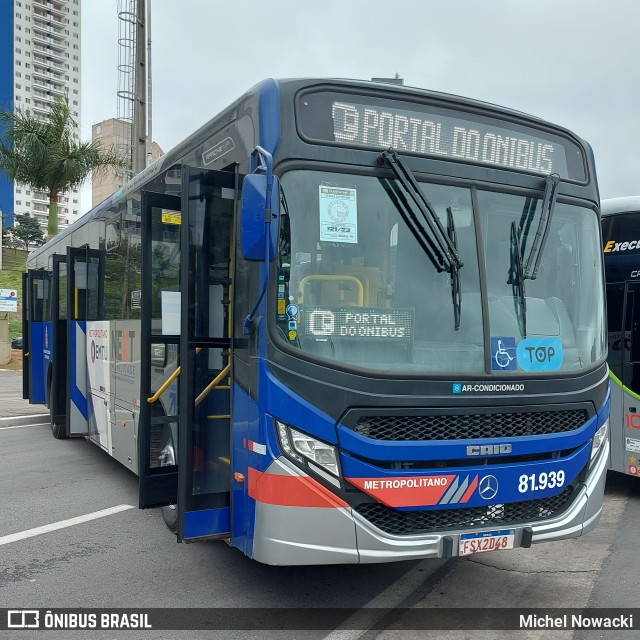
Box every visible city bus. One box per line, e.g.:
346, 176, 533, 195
601, 196, 640, 478
22, 78, 610, 565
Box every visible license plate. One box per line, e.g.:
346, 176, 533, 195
458, 529, 515, 556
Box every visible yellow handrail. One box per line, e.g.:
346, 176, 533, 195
147, 366, 181, 403
147, 346, 202, 404
195, 363, 231, 407
298, 274, 364, 306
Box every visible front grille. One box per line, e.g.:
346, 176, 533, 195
354, 486, 575, 535
352, 410, 589, 441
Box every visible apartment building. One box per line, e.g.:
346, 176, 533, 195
0, 0, 82, 231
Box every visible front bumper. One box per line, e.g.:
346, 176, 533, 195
249, 439, 609, 565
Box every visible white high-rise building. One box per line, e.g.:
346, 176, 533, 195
0, 0, 82, 232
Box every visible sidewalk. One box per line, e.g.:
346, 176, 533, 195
0, 365, 49, 423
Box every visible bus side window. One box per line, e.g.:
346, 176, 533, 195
630, 291, 640, 364
606, 283, 625, 380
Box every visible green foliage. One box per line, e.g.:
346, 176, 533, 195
0, 248, 26, 340
1, 213, 18, 255
103, 236, 143, 320
12, 212, 45, 252
0, 96, 127, 237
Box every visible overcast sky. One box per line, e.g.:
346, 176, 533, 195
80, 0, 639, 210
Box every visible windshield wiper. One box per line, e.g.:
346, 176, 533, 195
381, 180, 448, 273
510, 221, 527, 337
447, 207, 462, 330
523, 173, 560, 279
377, 148, 464, 329
377, 148, 463, 272
508, 173, 561, 337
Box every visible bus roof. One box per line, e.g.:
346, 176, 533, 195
601, 196, 640, 217
28, 77, 589, 264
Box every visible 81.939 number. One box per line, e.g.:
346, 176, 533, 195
518, 470, 565, 493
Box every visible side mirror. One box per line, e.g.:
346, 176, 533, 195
240, 174, 279, 261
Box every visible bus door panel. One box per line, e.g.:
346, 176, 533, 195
622, 282, 640, 460
50, 255, 69, 431
22, 272, 29, 400
110, 320, 141, 472
67, 247, 104, 437
138, 190, 181, 508
27, 269, 49, 404
177, 166, 235, 542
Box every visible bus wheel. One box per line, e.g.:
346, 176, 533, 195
162, 503, 178, 533
49, 381, 67, 439
159, 427, 177, 533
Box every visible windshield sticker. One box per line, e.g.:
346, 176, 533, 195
625, 437, 640, 454
490, 337, 517, 371
319, 186, 358, 243
516, 338, 563, 371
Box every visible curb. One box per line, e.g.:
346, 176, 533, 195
0, 413, 49, 428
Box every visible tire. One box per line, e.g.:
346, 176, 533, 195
158, 425, 177, 533
162, 503, 178, 533
49, 379, 67, 439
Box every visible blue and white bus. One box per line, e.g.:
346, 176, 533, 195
23, 78, 609, 564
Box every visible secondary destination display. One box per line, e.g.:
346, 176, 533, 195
297, 90, 585, 181
302, 307, 413, 341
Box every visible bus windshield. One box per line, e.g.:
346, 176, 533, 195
276, 169, 606, 374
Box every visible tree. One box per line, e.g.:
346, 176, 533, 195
1, 214, 19, 256
0, 97, 125, 238
12, 212, 45, 252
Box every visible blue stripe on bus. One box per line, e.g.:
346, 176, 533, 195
342, 440, 592, 510
184, 507, 230, 539
336, 414, 599, 462
30, 322, 47, 403
231, 382, 265, 558
260, 361, 337, 444
69, 321, 87, 419
258, 78, 280, 156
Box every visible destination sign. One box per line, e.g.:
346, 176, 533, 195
303, 307, 413, 341
297, 90, 586, 181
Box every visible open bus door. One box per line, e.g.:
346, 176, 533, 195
49, 254, 69, 437
138, 166, 235, 543
22, 272, 29, 400
26, 268, 50, 404
66, 247, 104, 437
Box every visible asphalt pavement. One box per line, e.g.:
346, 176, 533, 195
0, 369, 49, 424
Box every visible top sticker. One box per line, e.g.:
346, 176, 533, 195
516, 338, 563, 371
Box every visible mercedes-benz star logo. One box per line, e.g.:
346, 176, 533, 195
478, 475, 499, 500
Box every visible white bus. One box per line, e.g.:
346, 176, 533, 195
602, 196, 640, 478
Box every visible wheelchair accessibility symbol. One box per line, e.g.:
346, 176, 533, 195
490, 337, 517, 371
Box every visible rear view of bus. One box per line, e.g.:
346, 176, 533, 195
602, 196, 640, 478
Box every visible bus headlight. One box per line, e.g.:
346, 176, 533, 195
275, 420, 340, 479
591, 419, 609, 461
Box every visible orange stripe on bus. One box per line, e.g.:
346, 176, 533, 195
247, 467, 348, 508
460, 475, 479, 503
